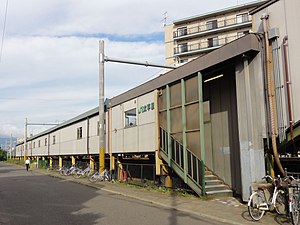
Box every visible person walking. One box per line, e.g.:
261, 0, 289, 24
25, 158, 30, 171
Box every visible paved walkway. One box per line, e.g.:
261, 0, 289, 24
28, 166, 293, 224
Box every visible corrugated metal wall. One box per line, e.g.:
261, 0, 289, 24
158, 68, 241, 193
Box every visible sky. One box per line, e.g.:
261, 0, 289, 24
0, 0, 257, 139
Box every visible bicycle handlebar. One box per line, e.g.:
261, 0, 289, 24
262, 175, 273, 181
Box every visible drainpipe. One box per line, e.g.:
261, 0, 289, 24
261, 14, 284, 175
283, 36, 297, 156
87, 117, 90, 155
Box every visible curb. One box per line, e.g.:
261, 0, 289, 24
34, 169, 249, 225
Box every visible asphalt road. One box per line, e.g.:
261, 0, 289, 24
0, 162, 226, 225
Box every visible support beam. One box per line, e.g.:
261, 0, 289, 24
90, 156, 95, 172
181, 79, 188, 183
59, 156, 62, 168
36, 156, 39, 169
166, 85, 172, 166
198, 72, 206, 195
71, 156, 76, 166
49, 157, 53, 169
104, 56, 176, 69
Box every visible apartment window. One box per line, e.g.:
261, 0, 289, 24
237, 31, 249, 38
77, 127, 83, 139
52, 135, 56, 145
177, 27, 187, 36
125, 108, 136, 127
38, 140, 40, 147
178, 43, 188, 53
236, 13, 249, 24
208, 37, 219, 47
206, 20, 218, 30
45, 138, 47, 146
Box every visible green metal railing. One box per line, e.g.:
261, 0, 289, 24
160, 127, 205, 196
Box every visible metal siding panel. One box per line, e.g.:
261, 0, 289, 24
185, 76, 198, 103
204, 123, 213, 170
186, 103, 199, 131
124, 127, 138, 152
170, 82, 181, 107
186, 131, 201, 158
170, 107, 182, 134
139, 123, 155, 152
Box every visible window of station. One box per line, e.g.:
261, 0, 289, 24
45, 138, 47, 146
52, 135, 56, 145
33, 142, 35, 148
125, 108, 137, 127
77, 127, 83, 139
38, 140, 40, 147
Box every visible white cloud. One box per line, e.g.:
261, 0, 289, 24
0, 36, 164, 137
0, 0, 257, 137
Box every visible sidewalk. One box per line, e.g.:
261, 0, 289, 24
33, 167, 289, 225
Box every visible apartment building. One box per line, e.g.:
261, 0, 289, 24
165, 0, 266, 66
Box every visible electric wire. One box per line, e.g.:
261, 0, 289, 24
0, 0, 9, 64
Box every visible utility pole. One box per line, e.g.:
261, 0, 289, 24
24, 118, 59, 160
99, 40, 105, 172
98, 40, 176, 173
24, 118, 27, 160
10, 133, 12, 159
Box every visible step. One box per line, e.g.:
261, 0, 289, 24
205, 179, 223, 186
205, 170, 213, 175
204, 174, 218, 181
206, 189, 233, 198
205, 184, 230, 192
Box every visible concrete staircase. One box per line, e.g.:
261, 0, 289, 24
205, 170, 233, 198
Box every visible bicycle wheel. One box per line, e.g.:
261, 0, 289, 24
275, 190, 286, 215
59, 168, 67, 176
88, 173, 98, 183
248, 190, 266, 221
290, 192, 299, 225
73, 171, 81, 179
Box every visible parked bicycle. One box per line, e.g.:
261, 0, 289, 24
59, 165, 78, 176
288, 178, 300, 225
73, 164, 92, 179
88, 169, 111, 183
248, 175, 287, 221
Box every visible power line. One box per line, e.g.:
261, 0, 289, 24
0, 0, 8, 64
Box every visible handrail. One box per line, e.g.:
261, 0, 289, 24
160, 127, 204, 194
173, 16, 251, 38
174, 34, 241, 55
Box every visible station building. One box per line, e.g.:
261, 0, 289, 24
16, 0, 300, 201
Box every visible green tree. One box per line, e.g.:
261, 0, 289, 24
0, 147, 7, 161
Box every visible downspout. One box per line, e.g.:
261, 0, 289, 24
283, 36, 297, 155
87, 117, 90, 156
108, 107, 113, 171
261, 14, 284, 175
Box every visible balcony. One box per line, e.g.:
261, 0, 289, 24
173, 15, 251, 40
174, 34, 241, 56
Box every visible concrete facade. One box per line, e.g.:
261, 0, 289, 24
165, 0, 266, 66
